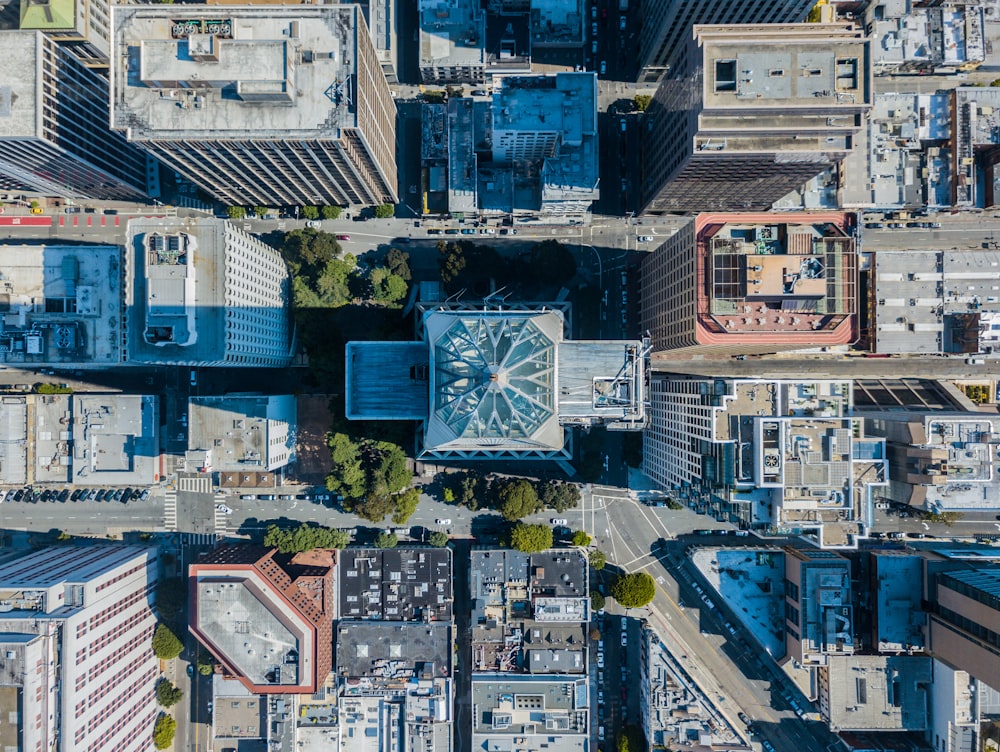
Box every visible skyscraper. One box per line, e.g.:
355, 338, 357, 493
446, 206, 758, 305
0, 545, 160, 752
125, 218, 293, 367
0, 30, 155, 200
641, 24, 871, 214
111, 5, 398, 207
636, 0, 815, 84
927, 566, 1000, 691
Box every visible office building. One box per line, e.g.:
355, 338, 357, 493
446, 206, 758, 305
189, 544, 335, 694
187, 395, 297, 473
0, 243, 124, 368
338, 548, 453, 621
640, 212, 858, 357
929, 660, 982, 752
0, 545, 160, 752
418, 0, 487, 84
870, 250, 1000, 355
954, 87, 1000, 207
817, 655, 931, 731
422, 73, 599, 217
862, 412, 1000, 512
926, 564, 1000, 691
871, 551, 926, 654
866, 0, 984, 76
636, 0, 815, 84
642, 24, 871, 214
783, 547, 854, 666
125, 218, 293, 367
471, 675, 590, 752
643, 378, 886, 548
0, 30, 154, 200
111, 5, 397, 207
347, 305, 648, 459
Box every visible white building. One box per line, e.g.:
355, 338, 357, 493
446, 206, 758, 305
125, 218, 293, 367
187, 395, 297, 472
0, 545, 160, 752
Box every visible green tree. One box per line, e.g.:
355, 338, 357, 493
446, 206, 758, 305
611, 571, 656, 608
152, 714, 177, 750
509, 522, 553, 553
35, 383, 73, 394
370, 441, 411, 496
375, 531, 398, 549
992, 78, 1000, 87
428, 531, 449, 547
385, 248, 412, 281
571, 530, 591, 547
442, 487, 456, 503
226, 205, 246, 219
301, 205, 320, 220
527, 241, 576, 288
392, 487, 421, 524
374, 203, 395, 218
590, 590, 606, 612
321, 205, 342, 219
196, 650, 214, 676
155, 678, 184, 708
589, 550, 607, 570
29, 200, 40, 210
438, 241, 467, 283
326, 432, 366, 500
151, 623, 184, 660
538, 480, 580, 512
263, 523, 350, 553
370, 267, 408, 303
350, 493, 396, 523
633, 94, 652, 111
496, 479, 541, 521
56, 531, 72, 542
253, 205, 269, 218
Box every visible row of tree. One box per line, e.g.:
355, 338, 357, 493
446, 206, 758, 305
440, 472, 580, 520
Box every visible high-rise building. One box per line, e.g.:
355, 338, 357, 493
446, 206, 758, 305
639, 212, 858, 357
111, 5, 397, 207
641, 24, 871, 214
0, 30, 155, 200
783, 546, 854, 666
18, 0, 114, 68
125, 218, 293, 367
0, 545, 160, 752
636, 0, 815, 84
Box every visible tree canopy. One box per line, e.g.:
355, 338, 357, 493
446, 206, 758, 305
571, 530, 591, 547
374, 203, 395, 218
155, 678, 184, 708
496, 479, 541, 521
263, 523, 350, 553
633, 94, 652, 111
611, 571, 656, 608
152, 714, 177, 750
321, 205, 342, 219
588, 550, 607, 570
428, 531, 449, 547
509, 522, 553, 553
590, 590, 606, 612
391, 487, 421, 525
151, 623, 184, 660
375, 531, 398, 549
538, 480, 580, 512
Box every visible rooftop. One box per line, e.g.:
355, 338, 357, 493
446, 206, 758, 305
112, 5, 370, 139
417, 0, 485, 71
530, 0, 583, 46
0, 31, 41, 140
338, 548, 453, 621
471, 675, 589, 749
212, 683, 265, 739
0, 243, 123, 366
188, 395, 296, 472
334, 621, 451, 679
823, 655, 931, 731
872, 551, 925, 653
70, 394, 159, 485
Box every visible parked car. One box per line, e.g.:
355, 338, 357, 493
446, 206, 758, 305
216, 504, 234, 515
460, 228, 476, 235
619, 15, 627, 29
550, 518, 568, 526
258, 494, 276, 500
335, 234, 351, 241
139, 488, 151, 501
600, 60, 607, 75
638, 235, 653, 242
64, 207, 81, 213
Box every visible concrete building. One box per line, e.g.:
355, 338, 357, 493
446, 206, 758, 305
418, 0, 487, 84
953, 87, 1000, 207
642, 24, 872, 214
338, 547, 453, 621
869, 250, 1000, 355
783, 547, 854, 666
470, 549, 589, 674
0, 545, 160, 752
862, 412, 1000, 512
471, 675, 590, 752
640, 212, 858, 357
422, 73, 599, 218
817, 654, 931, 731
19, 0, 114, 67
125, 218, 293, 367
0, 243, 124, 368
926, 564, 1000, 690
531, 0, 584, 49
866, 0, 985, 76
636, 0, 815, 84
871, 551, 926, 654
346, 305, 648, 459
929, 659, 981, 752
638, 622, 749, 749
187, 395, 296, 473
643, 378, 886, 548
189, 545, 336, 694
111, 5, 397, 207
0, 30, 154, 200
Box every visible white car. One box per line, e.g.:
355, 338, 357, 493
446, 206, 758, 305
435, 518, 452, 526
638, 235, 654, 242
215, 504, 233, 515
550, 518, 568, 526
306, 220, 322, 229
597, 653, 605, 668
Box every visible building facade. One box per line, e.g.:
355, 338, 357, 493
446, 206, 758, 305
0, 30, 154, 200
640, 212, 858, 357
0, 545, 160, 752
636, 0, 815, 84
783, 547, 854, 666
927, 565, 1000, 691
125, 218, 293, 367
641, 24, 871, 214
111, 5, 397, 207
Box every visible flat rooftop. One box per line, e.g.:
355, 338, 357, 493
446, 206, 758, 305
417, 0, 485, 70
70, 394, 159, 484
824, 655, 931, 731
334, 621, 451, 679
112, 5, 368, 139
338, 548, 452, 621
0, 244, 123, 366
471, 675, 589, 746
0, 31, 41, 139
873, 552, 925, 653
345, 342, 428, 421
188, 395, 295, 472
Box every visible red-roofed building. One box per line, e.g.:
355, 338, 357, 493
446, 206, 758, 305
640, 212, 858, 357
189, 545, 335, 694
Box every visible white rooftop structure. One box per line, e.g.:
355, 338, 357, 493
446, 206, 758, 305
418, 0, 486, 84
471, 675, 589, 752
819, 655, 931, 731
70, 394, 160, 485
866, 0, 984, 75
188, 395, 296, 472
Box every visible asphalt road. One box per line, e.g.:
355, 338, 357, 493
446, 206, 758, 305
652, 356, 1000, 379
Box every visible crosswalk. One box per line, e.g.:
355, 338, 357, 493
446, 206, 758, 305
179, 476, 213, 494
214, 492, 230, 536
163, 489, 177, 530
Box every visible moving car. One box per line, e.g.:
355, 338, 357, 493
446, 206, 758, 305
550, 518, 568, 526
335, 234, 351, 241
306, 220, 322, 229
638, 235, 653, 242
436, 518, 452, 525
